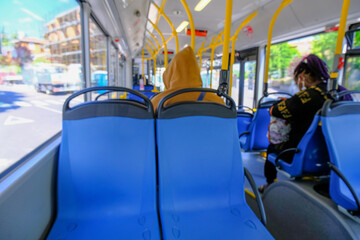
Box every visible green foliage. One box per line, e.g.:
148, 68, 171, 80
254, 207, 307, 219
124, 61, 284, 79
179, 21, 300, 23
269, 42, 300, 79
353, 31, 360, 48
33, 57, 50, 64
1, 33, 10, 46
311, 31, 337, 69
1, 65, 22, 74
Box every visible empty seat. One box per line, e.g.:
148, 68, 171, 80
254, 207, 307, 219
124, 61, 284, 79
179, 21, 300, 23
47, 87, 160, 239
240, 92, 291, 151
321, 93, 360, 215
237, 106, 253, 138
268, 113, 330, 177
156, 88, 274, 239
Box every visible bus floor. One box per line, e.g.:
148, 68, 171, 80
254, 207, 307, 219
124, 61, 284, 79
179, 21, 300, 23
242, 151, 289, 220
242, 151, 289, 189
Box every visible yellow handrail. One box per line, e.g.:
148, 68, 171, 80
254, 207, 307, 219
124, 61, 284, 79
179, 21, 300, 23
264, 0, 293, 94
149, 19, 168, 68
209, 36, 216, 88
147, 30, 161, 53
197, 41, 206, 68
229, 11, 258, 96
153, 2, 179, 53
145, 43, 157, 89
330, 0, 351, 83
142, 49, 146, 85
180, 0, 195, 50
145, 43, 154, 56
155, 0, 167, 26
221, 0, 233, 71
153, 56, 157, 92
146, 38, 158, 55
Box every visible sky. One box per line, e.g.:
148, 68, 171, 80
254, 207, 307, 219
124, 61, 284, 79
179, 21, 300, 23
0, 0, 78, 39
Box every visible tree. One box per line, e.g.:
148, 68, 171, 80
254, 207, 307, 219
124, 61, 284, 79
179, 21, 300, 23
269, 42, 300, 79
311, 31, 337, 69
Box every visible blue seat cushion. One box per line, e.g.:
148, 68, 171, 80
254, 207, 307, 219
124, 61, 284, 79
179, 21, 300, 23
161, 206, 273, 239
48, 215, 157, 239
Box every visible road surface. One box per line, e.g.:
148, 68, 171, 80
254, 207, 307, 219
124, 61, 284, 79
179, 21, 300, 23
0, 84, 82, 174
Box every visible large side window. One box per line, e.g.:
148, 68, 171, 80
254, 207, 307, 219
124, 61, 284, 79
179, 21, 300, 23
344, 26, 360, 101
89, 18, 107, 87
0, 1, 81, 174
268, 31, 338, 94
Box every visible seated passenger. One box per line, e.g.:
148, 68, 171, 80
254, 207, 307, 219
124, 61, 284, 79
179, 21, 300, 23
151, 46, 224, 112
259, 54, 330, 192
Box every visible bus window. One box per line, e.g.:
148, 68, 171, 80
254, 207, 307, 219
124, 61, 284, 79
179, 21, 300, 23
344, 56, 360, 101
90, 18, 107, 87
244, 61, 256, 108
231, 63, 240, 106
268, 31, 338, 94
0, 1, 82, 174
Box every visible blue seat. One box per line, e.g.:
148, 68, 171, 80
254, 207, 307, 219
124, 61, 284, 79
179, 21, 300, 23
321, 94, 360, 214
237, 106, 253, 138
156, 88, 274, 240
267, 114, 330, 177
240, 92, 292, 151
47, 87, 160, 239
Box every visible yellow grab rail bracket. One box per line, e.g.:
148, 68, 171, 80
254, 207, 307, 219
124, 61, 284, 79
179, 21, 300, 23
228, 11, 258, 97
264, 0, 293, 96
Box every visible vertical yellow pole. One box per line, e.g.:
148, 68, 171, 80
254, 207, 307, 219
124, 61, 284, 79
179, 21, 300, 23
221, 0, 232, 71
264, 0, 293, 95
142, 49, 145, 84
229, 40, 236, 96
180, 0, 195, 50
329, 0, 351, 91
210, 48, 215, 89
197, 42, 205, 68
153, 56, 157, 91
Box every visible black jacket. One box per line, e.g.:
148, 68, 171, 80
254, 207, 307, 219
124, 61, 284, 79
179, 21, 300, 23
271, 82, 328, 155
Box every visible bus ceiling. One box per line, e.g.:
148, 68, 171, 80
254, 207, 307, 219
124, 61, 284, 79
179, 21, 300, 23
85, 0, 360, 59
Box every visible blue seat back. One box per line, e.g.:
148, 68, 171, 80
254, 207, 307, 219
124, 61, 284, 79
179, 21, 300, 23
321, 100, 360, 210
156, 89, 246, 212
241, 93, 293, 151
57, 87, 158, 224
237, 110, 253, 137
241, 105, 271, 151
275, 114, 329, 177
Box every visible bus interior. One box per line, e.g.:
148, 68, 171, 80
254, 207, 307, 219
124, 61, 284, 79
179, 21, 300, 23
1, 0, 360, 239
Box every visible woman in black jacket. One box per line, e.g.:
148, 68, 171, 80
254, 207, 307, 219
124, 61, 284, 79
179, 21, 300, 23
259, 54, 329, 193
